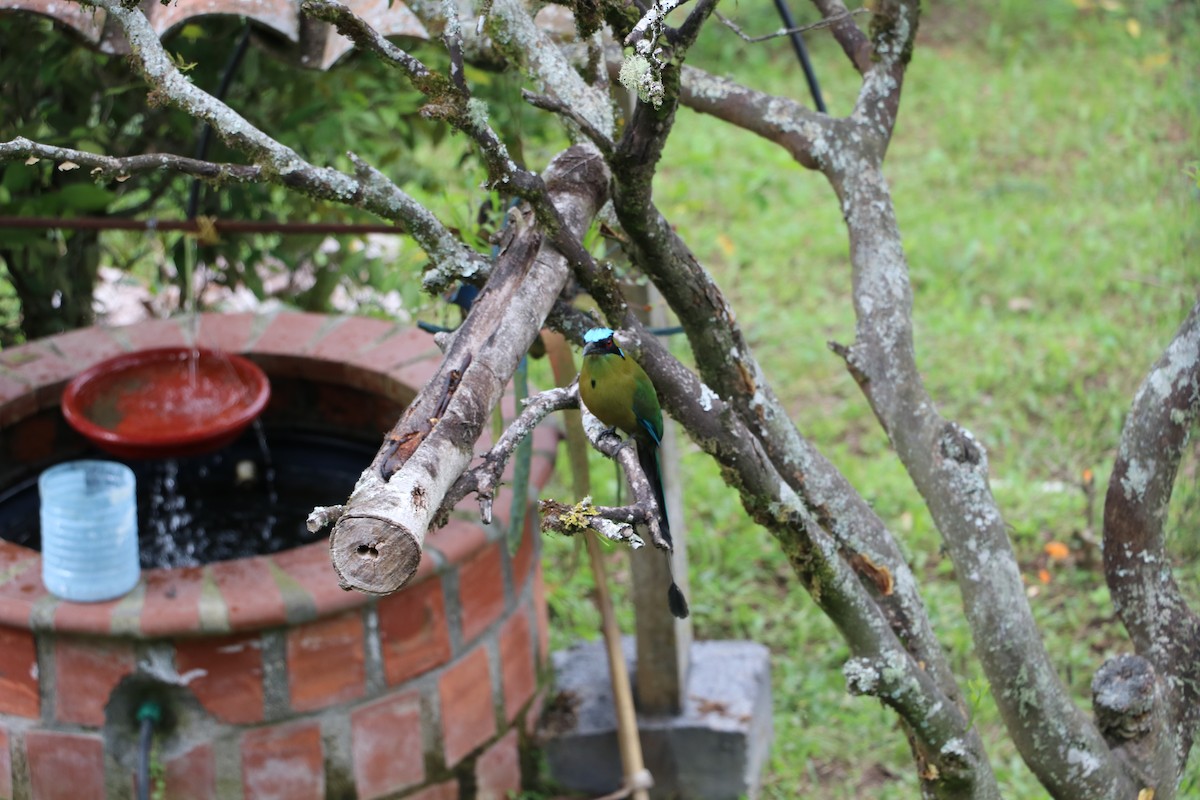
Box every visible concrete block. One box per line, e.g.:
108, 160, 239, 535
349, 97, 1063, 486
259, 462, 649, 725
541, 639, 772, 800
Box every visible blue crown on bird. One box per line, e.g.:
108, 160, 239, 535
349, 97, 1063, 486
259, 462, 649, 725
584, 327, 614, 343
583, 327, 624, 358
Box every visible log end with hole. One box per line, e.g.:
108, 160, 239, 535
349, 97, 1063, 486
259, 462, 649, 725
328, 513, 423, 595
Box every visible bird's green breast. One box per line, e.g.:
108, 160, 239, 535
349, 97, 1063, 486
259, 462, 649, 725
579, 351, 662, 441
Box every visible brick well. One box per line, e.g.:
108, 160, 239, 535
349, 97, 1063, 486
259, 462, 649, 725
0, 312, 556, 799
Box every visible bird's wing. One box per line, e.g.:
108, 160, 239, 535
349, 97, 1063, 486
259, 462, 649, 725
631, 369, 664, 445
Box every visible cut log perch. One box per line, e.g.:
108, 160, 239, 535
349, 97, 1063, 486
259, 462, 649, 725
327, 145, 610, 595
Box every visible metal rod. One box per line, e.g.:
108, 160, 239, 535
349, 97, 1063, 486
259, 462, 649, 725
0, 216, 402, 236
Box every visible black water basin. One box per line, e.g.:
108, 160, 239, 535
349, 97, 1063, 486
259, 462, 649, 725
0, 428, 376, 568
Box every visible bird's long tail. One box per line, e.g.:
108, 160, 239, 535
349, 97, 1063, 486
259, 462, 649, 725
640, 441, 690, 619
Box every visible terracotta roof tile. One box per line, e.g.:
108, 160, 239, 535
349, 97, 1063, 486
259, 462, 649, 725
0, 0, 429, 69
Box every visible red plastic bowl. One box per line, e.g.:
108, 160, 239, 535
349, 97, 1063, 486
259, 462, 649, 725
62, 347, 271, 459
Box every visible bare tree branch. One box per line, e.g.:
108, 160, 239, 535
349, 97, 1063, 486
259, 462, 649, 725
302, 0, 537, 197
715, 7, 870, 44
678, 66, 834, 169
811, 0, 874, 73
522, 90, 615, 157
1104, 297, 1200, 766
440, 384, 579, 525
327, 146, 609, 595
1092, 654, 1180, 795
0, 137, 263, 184
851, 0, 917, 147
811, 2, 1137, 794
608, 30, 976, 752
625, 0, 696, 48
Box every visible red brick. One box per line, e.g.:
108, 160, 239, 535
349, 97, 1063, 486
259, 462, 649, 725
251, 312, 332, 356
0, 626, 38, 718
139, 566, 204, 637
287, 611, 365, 712
175, 633, 264, 724
499, 610, 535, 721
44, 326, 127, 368
195, 312, 259, 354
405, 780, 458, 800
123, 318, 188, 351
271, 542, 368, 619
426, 517, 487, 565
53, 594, 121, 635
160, 742, 216, 800
438, 646, 495, 765
0, 559, 48, 630
509, 514, 537, 592
55, 637, 135, 725
351, 692, 424, 798
390, 357, 442, 399
357, 327, 439, 371
0, 725, 11, 799
0, 370, 29, 405
309, 316, 394, 361
0, 542, 36, 575
377, 578, 452, 686
475, 729, 521, 800
210, 557, 287, 631
25, 730, 105, 800
0, 344, 75, 399
342, 327, 438, 401
533, 564, 549, 665
242, 720, 324, 800
0, 545, 39, 626
458, 543, 505, 643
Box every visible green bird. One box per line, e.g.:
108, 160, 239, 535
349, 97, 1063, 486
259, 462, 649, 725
579, 327, 689, 619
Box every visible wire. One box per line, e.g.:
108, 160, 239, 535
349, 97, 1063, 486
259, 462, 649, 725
772, 0, 827, 113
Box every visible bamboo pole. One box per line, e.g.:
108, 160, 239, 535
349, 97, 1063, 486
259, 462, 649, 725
543, 331, 652, 800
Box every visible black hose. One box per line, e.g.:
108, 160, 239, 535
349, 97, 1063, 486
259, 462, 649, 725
772, 0, 827, 113
136, 716, 154, 800
135, 699, 162, 800
186, 25, 254, 220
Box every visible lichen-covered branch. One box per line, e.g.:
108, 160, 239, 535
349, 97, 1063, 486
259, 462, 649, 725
814, 2, 1135, 795
1092, 655, 1179, 797
0, 137, 264, 184
327, 146, 609, 595
605, 26, 975, 782
538, 499, 646, 549
1104, 298, 1200, 767
679, 66, 835, 170
521, 90, 615, 157
811, 0, 873, 72
482, 0, 614, 138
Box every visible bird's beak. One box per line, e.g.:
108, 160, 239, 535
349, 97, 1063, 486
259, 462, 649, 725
582, 341, 598, 356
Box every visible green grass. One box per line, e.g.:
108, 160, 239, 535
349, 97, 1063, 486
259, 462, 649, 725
538, 1, 1199, 797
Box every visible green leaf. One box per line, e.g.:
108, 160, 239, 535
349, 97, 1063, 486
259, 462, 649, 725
1, 164, 36, 194
56, 183, 115, 213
